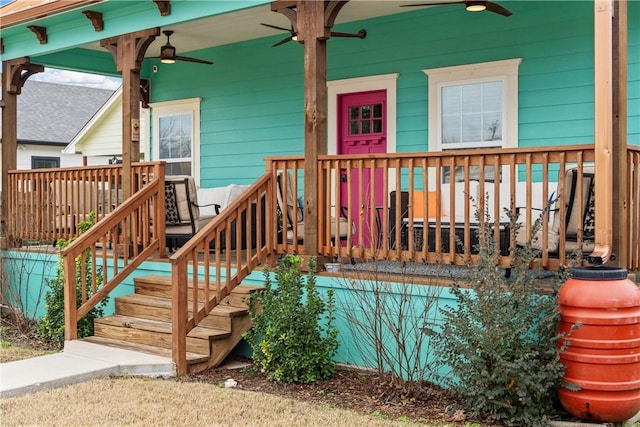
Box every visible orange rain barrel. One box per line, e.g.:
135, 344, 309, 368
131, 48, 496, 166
558, 266, 640, 423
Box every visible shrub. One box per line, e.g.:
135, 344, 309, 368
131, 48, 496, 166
37, 213, 107, 347
0, 235, 52, 334
336, 262, 444, 399
434, 208, 572, 426
244, 255, 339, 383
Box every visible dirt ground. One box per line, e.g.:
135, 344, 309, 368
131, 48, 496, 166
188, 356, 494, 426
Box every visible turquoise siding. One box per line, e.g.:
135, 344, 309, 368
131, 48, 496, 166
143, 1, 639, 187
1, 250, 456, 371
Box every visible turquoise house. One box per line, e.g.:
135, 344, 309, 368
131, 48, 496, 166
1, 0, 638, 374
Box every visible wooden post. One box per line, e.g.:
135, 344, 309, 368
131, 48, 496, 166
273, 1, 349, 257
101, 28, 158, 199
1, 58, 43, 248
299, 0, 328, 256
63, 254, 78, 340
590, 0, 614, 264
171, 259, 187, 375
612, 0, 628, 267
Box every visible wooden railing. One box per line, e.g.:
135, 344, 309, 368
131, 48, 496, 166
6, 163, 159, 243
629, 145, 640, 270
266, 145, 612, 270
170, 173, 272, 375
61, 163, 165, 340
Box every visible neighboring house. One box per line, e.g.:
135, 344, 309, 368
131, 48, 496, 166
62, 87, 150, 160
0, 80, 115, 189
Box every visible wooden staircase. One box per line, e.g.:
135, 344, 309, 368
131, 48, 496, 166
83, 274, 262, 374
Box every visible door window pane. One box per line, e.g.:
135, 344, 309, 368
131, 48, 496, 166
373, 104, 382, 118
347, 103, 384, 136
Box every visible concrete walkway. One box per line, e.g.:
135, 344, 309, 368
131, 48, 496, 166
0, 340, 175, 399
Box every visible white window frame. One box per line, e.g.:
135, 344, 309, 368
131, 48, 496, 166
149, 97, 201, 185
423, 58, 522, 152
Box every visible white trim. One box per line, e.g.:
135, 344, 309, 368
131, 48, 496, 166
327, 73, 399, 155
423, 58, 522, 152
150, 97, 201, 185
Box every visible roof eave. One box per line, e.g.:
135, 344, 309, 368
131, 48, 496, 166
0, 0, 101, 30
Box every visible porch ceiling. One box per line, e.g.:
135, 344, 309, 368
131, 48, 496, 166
79, 1, 430, 59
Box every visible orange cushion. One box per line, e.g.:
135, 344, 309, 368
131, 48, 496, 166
412, 191, 439, 219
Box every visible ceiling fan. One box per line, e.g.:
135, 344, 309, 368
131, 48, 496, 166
149, 30, 214, 65
401, 1, 512, 17
260, 23, 367, 47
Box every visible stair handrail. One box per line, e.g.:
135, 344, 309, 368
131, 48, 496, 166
170, 172, 274, 375
61, 164, 166, 341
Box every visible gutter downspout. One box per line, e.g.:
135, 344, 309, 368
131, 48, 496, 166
589, 0, 615, 265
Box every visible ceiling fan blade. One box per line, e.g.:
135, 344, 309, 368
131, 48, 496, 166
400, 1, 464, 7
261, 23, 291, 32
272, 36, 293, 47
175, 55, 214, 65
330, 29, 367, 39
485, 1, 512, 16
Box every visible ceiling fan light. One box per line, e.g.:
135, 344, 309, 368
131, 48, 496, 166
292, 34, 298, 42
161, 58, 175, 64
466, 1, 487, 12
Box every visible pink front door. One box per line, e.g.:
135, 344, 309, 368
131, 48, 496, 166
338, 90, 387, 248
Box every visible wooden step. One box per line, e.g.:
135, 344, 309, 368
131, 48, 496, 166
115, 294, 172, 323
81, 335, 209, 365
115, 293, 248, 329
134, 275, 262, 308
94, 314, 230, 355
221, 284, 264, 309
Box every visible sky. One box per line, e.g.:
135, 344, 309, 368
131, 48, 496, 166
31, 68, 122, 90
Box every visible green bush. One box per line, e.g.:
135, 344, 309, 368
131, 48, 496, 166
434, 209, 572, 426
244, 255, 339, 383
37, 213, 107, 347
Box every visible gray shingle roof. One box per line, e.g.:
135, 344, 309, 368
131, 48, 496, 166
0, 80, 115, 146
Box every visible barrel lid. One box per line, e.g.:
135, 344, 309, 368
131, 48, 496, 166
571, 266, 629, 280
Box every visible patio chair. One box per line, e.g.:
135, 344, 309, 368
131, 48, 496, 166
164, 175, 219, 251
515, 165, 595, 254
275, 171, 350, 245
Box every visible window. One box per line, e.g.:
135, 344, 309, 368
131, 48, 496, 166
31, 156, 60, 169
424, 59, 521, 182
441, 80, 503, 148
150, 98, 201, 184
423, 58, 521, 152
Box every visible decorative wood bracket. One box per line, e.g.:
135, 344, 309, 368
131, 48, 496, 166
100, 27, 160, 73
271, 1, 298, 39
3, 57, 44, 95
82, 10, 104, 31
324, 1, 349, 28
27, 25, 48, 44
140, 78, 150, 108
153, 0, 171, 16
271, 1, 349, 42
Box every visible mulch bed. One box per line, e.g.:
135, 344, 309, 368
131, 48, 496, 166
187, 357, 499, 426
